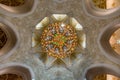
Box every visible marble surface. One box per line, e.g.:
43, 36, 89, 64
0, 0, 120, 80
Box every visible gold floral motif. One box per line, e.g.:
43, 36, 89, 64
41, 22, 78, 58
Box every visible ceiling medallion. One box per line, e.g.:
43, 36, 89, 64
32, 14, 86, 69
41, 22, 78, 58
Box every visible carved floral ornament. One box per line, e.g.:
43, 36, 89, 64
32, 14, 86, 68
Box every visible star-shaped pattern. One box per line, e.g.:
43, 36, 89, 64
32, 14, 86, 69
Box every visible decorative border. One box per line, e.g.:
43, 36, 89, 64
83, 63, 120, 80
0, 63, 35, 80
97, 18, 120, 65
0, 0, 38, 17
0, 17, 19, 60
82, 0, 120, 19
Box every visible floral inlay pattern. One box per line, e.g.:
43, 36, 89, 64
41, 22, 78, 58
